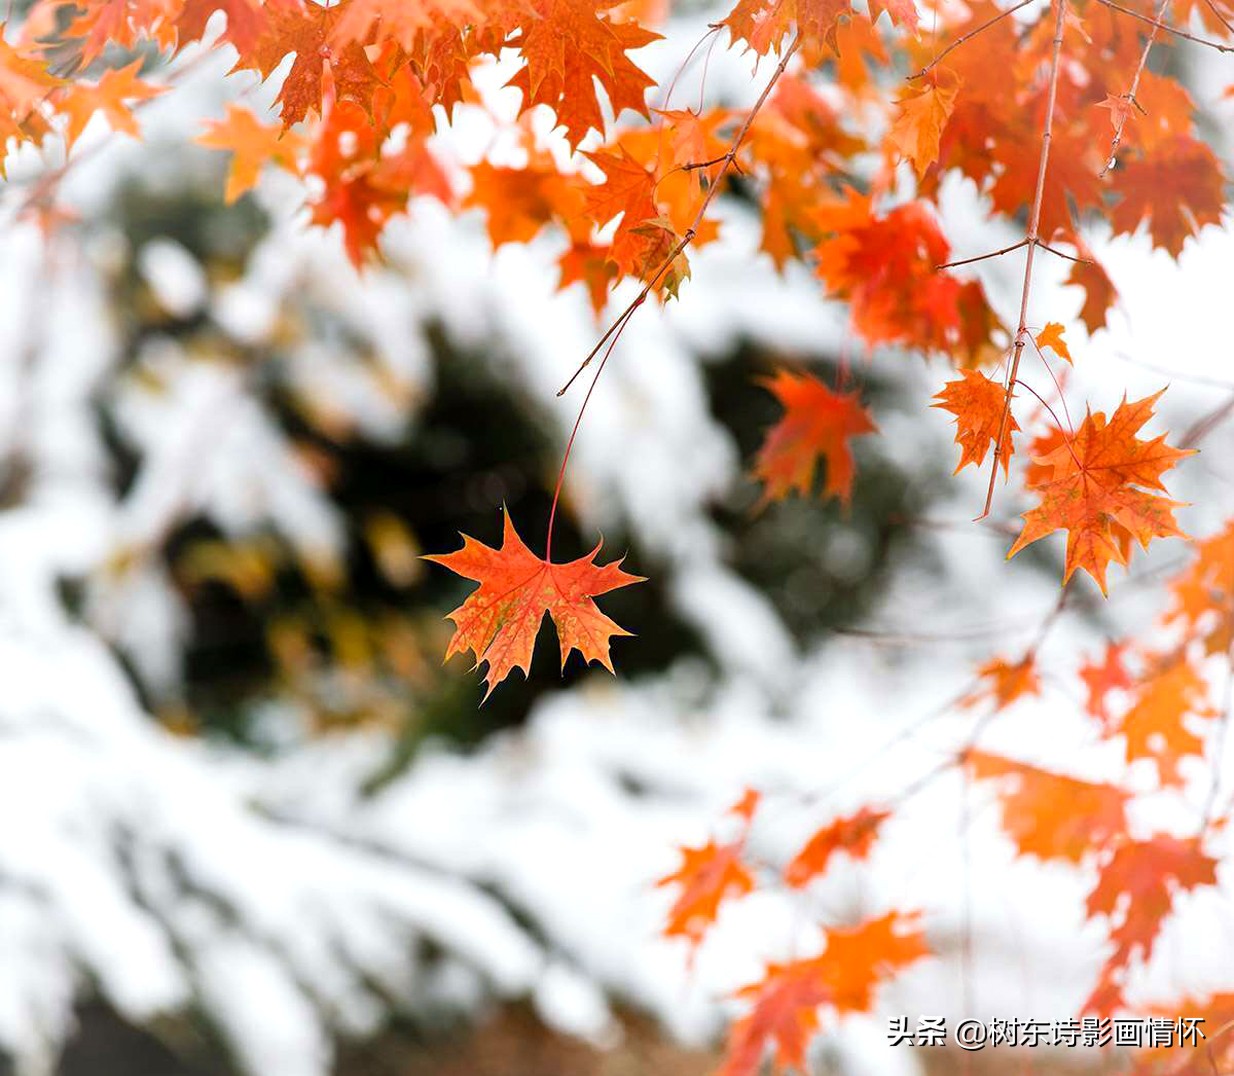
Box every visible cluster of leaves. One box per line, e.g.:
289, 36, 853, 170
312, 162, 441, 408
3, 0, 1233, 1069
659, 515, 1234, 1072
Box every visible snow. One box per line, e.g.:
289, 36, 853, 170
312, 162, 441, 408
0, 5, 1230, 1075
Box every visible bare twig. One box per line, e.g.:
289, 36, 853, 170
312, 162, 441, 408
557, 34, 803, 398
1092, 0, 1234, 51
937, 239, 1028, 269
978, 0, 1068, 520
1100, 0, 1170, 175
907, 0, 1039, 80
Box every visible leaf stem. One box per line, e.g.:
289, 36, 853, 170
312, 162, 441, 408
907, 0, 1039, 80
978, 0, 1068, 521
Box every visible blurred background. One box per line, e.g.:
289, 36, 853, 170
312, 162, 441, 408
1, 3, 1233, 1075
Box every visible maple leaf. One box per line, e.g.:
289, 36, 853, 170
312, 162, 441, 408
784, 807, 889, 888
753, 369, 877, 506
658, 838, 756, 947
558, 240, 618, 314
330, 0, 478, 51
961, 655, 1040, 710
812, 192, 1001, 362
889, 67, 959, 179
932, 369, 1019, 476
56, 60, 165, 151
968, 750, 1128, 863
1084, 835, 1217, 1012
1007, 392, 1194, 594
658, 788, 760, 950
62, 0, 179, 66
721, 0, 852, 57
198, 104, 304, 204
1109, 135, 1226, 256
466, 157, 585, 248
176, 0, 267, 54
1065, 236, 1118, 335
1167, 519, 1234, 654
241, 0, 381, 126
424, 512, 644, 697
1079, 641, 1133, 730
506, 0, 660, 150
1118, 654, 1214, 786
1035, 321, 1072, 365
0, 36, 60, 167
721, 913, 928, 1076
582, 146, 662, 279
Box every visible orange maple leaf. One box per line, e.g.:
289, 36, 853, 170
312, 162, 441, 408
721, 0, 859, 57
1118, 654, 1215, 787
658, 788, 760, 950
467, 156, 585, 249
506, 0, 660, 150
784, 807, 889, 888
1167, 519, 1234, 655
0, 36, 61, 162
241, 0, 380, 126
753, 369, 877, 506
1079, 641, 1133, 730
197, 103, 304, 203
658, 838, 756, 947
56, 60, 165, 150
721, 912, 929, 1076
1109, 135, 1225, 256
1035, 321, 1072, 365
932, 369, 1019, 476
889, 67, 959, 178
424, 512, 644, 697
1007, 392, 1194, 594
1084, 835, 1217, 1013
967, 750, 1128, 863
962, 654, 1041, 710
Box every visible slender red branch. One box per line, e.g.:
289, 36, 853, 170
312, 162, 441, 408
907, 0, 1038, 80
1092, 0, 1234, 51
978, 0, 1068, 521
1100, 0, 1170, 175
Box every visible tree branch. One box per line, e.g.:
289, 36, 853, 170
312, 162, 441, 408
978, 0, 1069, 521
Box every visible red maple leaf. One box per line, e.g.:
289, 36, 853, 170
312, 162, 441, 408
424, 512, 644, 697
753, 369, 877, 506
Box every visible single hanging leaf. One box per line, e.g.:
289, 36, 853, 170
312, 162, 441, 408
1083, 835, 1217, 1013
658, 788, 760, 950
1117, 653, 1215, 787
1035, 321, 1072, 364
961, 655, 1040, 710
784, 807, 890, 888
888, 67, 959, 178
753, 369, 877, 506
721, 912, 929, 1076
197, 104, 304, 203
1007, 391, 1194, 594
56, 60, 165, 150
425, 512, 644, 697
1109, 135, 1225, 256
967, 750, 1129, 863
1078, 641, 1133, 730
932, 369, 1019, 476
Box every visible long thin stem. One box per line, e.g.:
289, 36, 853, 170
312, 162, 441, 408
907, 0, 1038, 80
1101, 0, 1170, 175
1092, 0, 1234, 50
978, 0, 1068, 521
557, 34, 803, 398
